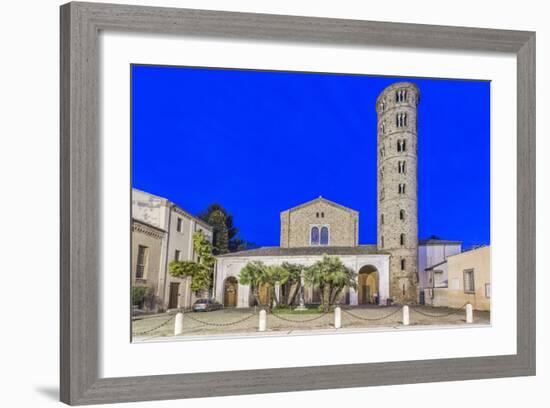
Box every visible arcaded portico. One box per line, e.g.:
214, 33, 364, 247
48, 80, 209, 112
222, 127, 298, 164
214, 245, 390, 308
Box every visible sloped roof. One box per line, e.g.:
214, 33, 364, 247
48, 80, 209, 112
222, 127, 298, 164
281, 196, 359, 215
425, 260, 448, 271
217, 245, 381, 258
419, 238, 462, 246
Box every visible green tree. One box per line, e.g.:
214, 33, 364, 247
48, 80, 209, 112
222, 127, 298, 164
198, 203, 256, 253
199, 204, 237, 255
169, 230, 214, 293
238, 261, 267, 307
304, 255, 357, 312
193, 230, 215, 268
280, 262, 304, 307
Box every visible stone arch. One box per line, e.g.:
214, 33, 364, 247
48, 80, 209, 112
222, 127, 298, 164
223, 276, 238, 307
357, 265, 380, 305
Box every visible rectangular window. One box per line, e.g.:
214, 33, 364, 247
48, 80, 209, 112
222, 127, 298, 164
463, 269, 475, 293
401, 259, 406, 270
174, 249, 181, 261
176, 217, 183, 233
136, 245, 148, 279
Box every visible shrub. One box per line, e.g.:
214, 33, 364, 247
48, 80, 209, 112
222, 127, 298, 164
132, 285, 148, 307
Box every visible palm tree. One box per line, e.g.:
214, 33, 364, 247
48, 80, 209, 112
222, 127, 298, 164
304, 255, 357, 312
280, 262, 304, 307
238, 261, 266, 307
239, 261, 295, 310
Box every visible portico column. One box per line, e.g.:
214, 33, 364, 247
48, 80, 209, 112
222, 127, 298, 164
349, 275, 359, 306
378, 257, 391, 306
275, 283, 281, 307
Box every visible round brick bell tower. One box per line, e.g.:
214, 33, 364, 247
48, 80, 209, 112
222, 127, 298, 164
376, 82, 419, 304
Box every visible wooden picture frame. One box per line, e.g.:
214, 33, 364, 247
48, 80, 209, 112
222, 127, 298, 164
60, 2, 535, 405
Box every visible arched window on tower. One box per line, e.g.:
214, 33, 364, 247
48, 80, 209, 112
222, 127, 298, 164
396, 113, 408, 128
397, 139, 407, 152
381, 236, 385, 248
398, 183, 406, 194
310, 226, 319, 246
400, 233, 405, 246
398, 161, 406, 174
381, 214, 385, 225
401, 259, 406, 270
400, 209, 405, 220
320, 226, 329, 246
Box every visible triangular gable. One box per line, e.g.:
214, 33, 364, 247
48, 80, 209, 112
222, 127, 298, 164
281, 196, 358, 215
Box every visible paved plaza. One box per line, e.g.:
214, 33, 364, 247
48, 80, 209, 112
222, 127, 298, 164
132, 305, 490, 341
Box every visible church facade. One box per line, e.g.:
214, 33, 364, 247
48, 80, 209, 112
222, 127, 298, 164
213, 82, 421, 307
214, 197, 391, 308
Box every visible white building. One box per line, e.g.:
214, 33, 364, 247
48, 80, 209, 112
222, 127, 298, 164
417, 238, 462, 305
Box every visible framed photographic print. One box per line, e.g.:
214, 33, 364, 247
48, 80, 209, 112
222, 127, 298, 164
60, 1, 535, 405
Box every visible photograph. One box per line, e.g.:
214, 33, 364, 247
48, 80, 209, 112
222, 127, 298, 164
130, 65, 491, 341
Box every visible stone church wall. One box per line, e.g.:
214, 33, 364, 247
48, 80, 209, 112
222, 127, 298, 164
280, 199, 358, 248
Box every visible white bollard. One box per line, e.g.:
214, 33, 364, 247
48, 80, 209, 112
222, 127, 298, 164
334, 306, 342, 329
466, 303, 473, 324
402, 305, 410, 326
259, 309, 267, 332
174, 312, 184, 336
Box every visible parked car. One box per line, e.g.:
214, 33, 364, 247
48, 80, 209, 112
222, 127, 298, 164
192, 298, 223, 312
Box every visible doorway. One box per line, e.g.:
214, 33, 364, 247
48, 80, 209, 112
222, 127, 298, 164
168, 282, 180, 309
223, 277, 238, 307
357, 265, 379, 305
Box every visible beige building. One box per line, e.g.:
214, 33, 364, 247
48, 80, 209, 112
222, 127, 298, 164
131, 219, 166, 311
447, 245, 491, 311
131, 188, 213, 312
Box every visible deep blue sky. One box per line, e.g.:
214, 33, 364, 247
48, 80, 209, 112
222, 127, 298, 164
132, 65, 490, 249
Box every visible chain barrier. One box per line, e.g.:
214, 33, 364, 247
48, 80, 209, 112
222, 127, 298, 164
341, 307, 402, 322
133, 313, 176, 336
270, 311, 330, 323
409, 303, 469, 318
183, 312, 257, 327
134, 303, 471, 336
